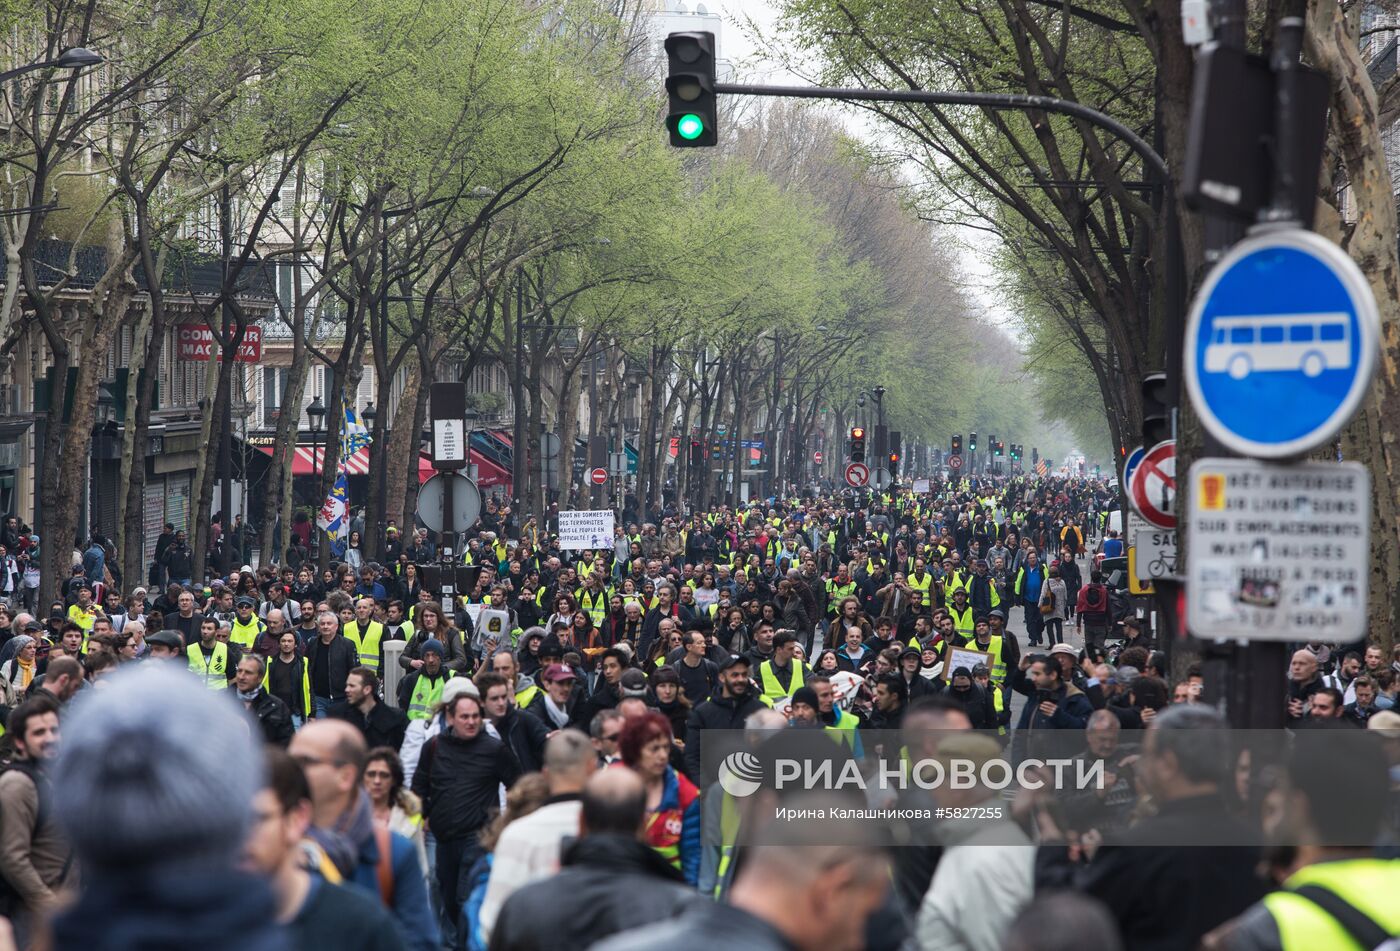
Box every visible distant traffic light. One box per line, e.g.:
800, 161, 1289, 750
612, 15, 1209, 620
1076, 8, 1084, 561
989, 434, 997, 455
664, 32, 718, 147
689, 439, 703, 467
969, 432, 978, 452
850, 427, 866, 462
951, 434, 962, 454
1141, 372, 1170, 446
888, 450, 900, 475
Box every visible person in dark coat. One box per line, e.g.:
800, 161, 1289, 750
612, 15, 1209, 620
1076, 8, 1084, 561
488, 769, 697, 951
943, 667, 997, 731
683, 655, 766, 784
233, 655, 294, 746
478, 672, 549, 773
1034, 705, 1265, 951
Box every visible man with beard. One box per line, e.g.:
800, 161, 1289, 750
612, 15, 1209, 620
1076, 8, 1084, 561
683, 655, 766, 785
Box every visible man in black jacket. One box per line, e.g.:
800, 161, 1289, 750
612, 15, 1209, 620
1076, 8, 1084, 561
683, 654, 766, 784
328, 668, 408, 751
233, 654, 294, 746
306, 610, 358, 719
479, 672, 548, 773
1033, 705, 1264, 951
489, 768, 696, 951
411, 691, 520, 932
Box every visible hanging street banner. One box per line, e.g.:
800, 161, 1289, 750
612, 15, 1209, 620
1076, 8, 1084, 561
558, 509, 616, 550
176, 323, 262, 362
1185, 458, 1369, 641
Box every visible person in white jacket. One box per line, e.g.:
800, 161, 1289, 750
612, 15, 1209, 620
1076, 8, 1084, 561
917, 734, 1035, 951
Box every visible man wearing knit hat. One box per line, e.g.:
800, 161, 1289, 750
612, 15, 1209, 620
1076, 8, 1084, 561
48, 665, 285, 951
397, 639, 448, 721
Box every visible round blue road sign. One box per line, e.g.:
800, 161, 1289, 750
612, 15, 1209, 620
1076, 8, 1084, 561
1122, 445, 1145, 489
1184, 229, 1379, 458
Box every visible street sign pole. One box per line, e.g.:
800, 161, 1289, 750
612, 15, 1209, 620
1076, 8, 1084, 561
430, 382, 466, 614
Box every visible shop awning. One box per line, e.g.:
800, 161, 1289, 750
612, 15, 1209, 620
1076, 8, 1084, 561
258, 445, 371, 476
416, 451, 512, 489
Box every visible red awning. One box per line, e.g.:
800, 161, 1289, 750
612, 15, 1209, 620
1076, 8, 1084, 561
417, 451, 511, 489
258, 445, 370, 476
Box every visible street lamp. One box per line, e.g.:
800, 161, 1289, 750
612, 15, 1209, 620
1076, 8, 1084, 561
361, 402, 376, 426
0, 47, 103, 84
307, 395, 326, 481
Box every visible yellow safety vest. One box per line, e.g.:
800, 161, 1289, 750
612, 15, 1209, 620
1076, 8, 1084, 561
823, 708, 860, 748
576, 588, 609, 627
907, 573, 933, 598
757, 660, 806, 703
990, 683, 1007, 735
949, 604, 974, 636
407, 672, 446, 720
961, 634, 1008, 684
343, 620, 385, 672
229, 616, 265, 651
826, 580, 856, 614
516, 683, 540, 709
263, 656, 311, 718
187, 642, 230, 690
1263, 859, 1400, 951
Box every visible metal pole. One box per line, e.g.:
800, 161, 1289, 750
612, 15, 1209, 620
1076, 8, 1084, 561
219, 178, 234, 575
378, 225, 389, 556
513, 271, 525, 515
589, 343, 598, 509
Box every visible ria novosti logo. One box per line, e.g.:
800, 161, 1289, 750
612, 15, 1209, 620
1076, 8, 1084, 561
718, 750, 764, 798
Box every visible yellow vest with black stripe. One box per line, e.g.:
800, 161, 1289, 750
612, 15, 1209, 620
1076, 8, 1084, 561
229, 615, 266, 651
407, 671, 446, 720
263, 656, 311, 718
343, 620, 385, 672
757, 659, 806, 703
1262, 859, 1400, 951
187, 642, 230, 690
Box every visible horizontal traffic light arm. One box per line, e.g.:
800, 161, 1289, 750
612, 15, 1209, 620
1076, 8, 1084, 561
711, 82, 1165, 180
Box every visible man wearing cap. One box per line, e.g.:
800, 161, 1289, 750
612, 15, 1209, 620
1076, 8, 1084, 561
229, 596, 267, 652
144, 629, 184, 661
756, 631, 810, 707
897, 648, 939, 701
526, 663, 587, 730
398, 640, 449, 721
683, 654, 766, 784
787, 686, 821, 727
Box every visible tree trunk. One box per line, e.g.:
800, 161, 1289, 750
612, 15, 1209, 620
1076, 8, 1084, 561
115, 302, 153, 579
262, 336, 313, 566
1307, 0, 1400, 648
384, 359, 421, 536
190, 350, 223, 582
400, 356, 432, 533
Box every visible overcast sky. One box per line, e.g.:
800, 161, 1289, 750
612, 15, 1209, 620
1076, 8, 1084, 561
695, 0, 1018, 336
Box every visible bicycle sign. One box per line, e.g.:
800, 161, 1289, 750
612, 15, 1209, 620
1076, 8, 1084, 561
1134, 529, 1178, 582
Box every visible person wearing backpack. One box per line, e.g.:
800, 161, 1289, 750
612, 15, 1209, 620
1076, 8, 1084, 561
1076, 569, 1112, 653
0, 695, 71, 947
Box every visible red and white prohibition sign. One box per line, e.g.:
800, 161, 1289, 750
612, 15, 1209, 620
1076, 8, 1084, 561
1128, 439, 1176, 529
844, 461, 870, 487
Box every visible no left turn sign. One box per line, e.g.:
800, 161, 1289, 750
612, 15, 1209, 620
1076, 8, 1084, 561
844, 461, 870, 487
1128, 439, 1176, 529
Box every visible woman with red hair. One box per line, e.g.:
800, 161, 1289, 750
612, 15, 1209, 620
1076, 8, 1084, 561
617, 711, 701, 884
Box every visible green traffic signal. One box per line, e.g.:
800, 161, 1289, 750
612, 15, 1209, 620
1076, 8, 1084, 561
676, 114, 705, 140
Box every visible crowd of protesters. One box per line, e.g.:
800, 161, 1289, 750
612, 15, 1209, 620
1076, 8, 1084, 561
0, 474, 1395, 951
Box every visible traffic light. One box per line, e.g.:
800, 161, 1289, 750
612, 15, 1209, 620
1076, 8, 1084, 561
689, 439, 703, 467
1141, 371, 1170, 446
951, 434, 962, 454
989, 434, 997, 455
1032, 446, 1039, 465
664, 33, 718, 147
969, 432, 978, 452
887, 429, 901, 476
849, 427, 866, 462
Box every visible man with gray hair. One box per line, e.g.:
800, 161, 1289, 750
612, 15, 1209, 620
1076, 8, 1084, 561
478, 729, 598, 943
1033, 705, 1265, 951
305, 610, 357, 718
